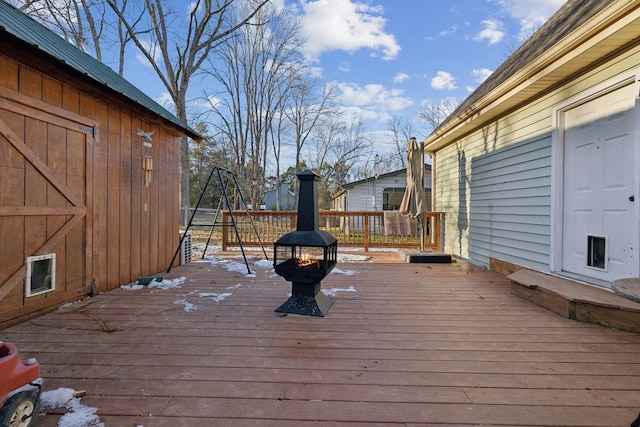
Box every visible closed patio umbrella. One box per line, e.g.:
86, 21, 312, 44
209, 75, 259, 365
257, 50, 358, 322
399, 137, 428, 249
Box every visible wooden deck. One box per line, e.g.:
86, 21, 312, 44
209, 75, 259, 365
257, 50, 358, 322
2, 253, 640, 426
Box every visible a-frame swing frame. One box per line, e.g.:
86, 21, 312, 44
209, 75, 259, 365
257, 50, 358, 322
167, 166, 267, 274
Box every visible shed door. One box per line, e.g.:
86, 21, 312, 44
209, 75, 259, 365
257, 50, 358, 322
562, 84, 638, 284
0, 91, 93, 302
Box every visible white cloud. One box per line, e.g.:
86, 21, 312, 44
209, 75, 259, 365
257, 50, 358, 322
439, 24, 461, 37
497, 0, 565, 40
338, 62, 351, 72
332, 82, 413, 124
473, 19, 504, 45
299, 0, 401, 61
472, 68, 493, 83
342, 105, 391, 123
393, 72, 409, 84
431, 71, 457, 90
336, 82, 413, 111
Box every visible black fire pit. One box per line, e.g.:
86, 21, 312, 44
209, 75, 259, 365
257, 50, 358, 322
274, 170, 337, 317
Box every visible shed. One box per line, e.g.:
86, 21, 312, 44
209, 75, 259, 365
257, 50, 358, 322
423, 0, 640, 289
0, 2, 200, 328
265, 184, 295, 210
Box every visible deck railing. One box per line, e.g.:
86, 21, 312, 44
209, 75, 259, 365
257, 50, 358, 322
221, 210, 442, 252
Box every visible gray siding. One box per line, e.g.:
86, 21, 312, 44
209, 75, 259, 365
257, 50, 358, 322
434, 43, 640, 271
436, 132, 552, 271
467, 137, 552, 269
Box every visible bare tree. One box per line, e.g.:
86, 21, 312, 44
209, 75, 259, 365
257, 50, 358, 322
417, 97, 460, 132
205, 0, 303, 207
13, 0, 111, 60
308, 112, 372, 194
505, 24, 540, 56
268, 109, 288, 210
15, 0, 146, 76
284, 79, 335, 177
352, 151, 401, 182
105, 0, 270, 219
387, 115, 418, 169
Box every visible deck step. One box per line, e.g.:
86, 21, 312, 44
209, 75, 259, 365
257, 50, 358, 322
397, 250, 452, 263
508, 268, 640, 333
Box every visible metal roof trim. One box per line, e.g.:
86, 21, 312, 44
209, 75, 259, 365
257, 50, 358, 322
0, 1, 201, 141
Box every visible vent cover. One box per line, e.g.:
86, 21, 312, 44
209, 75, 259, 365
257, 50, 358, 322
180, 231, 192, 265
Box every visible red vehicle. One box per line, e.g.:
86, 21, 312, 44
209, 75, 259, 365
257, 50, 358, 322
0, 342, 41, 427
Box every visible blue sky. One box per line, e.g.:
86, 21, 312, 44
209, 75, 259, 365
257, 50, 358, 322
119, 0, 566, 164
290, 0, 565, 141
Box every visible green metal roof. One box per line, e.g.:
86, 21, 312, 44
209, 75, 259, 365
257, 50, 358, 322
0, 1, 200, 140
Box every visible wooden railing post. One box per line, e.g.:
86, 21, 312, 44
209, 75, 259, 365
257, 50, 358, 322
222, 211, 229, 251
363, 212, 370, 252
435, 212, 442, 251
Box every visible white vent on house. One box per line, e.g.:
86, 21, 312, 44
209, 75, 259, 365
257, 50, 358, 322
180, 231, 193, 265
587, 235, 607, 271
26, 253, 56, 297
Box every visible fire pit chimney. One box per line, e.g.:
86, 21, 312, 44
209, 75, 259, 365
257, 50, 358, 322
296, 170, 320, 231
273, 170, 337, 316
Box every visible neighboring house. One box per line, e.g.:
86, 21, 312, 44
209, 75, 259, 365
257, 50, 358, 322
423, 0, 640, 289
331, 167, 432, 212
265, 184, 295, 210
0, 3, 200, 328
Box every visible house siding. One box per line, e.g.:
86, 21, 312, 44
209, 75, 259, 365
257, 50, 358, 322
342, 172, 432, 212
435, 43, 640, 271
348, 180, 377, 211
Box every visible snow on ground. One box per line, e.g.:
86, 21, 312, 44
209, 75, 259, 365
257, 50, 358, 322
322, 285, 358, 297
331, 267, 357, 276
195, 256, 257, 277
337, 253, 371, 262
254, 259, 274, 269
120, 277, 186, 291
117, 247, 368, 312
40, 388, 104, 427
198, 292, 234, 302
191, 242, 221, 258
173, 296, 197, 312
339, 247, 399, 253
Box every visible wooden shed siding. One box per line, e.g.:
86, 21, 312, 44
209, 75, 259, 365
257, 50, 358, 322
0, 48, 183, 327
435, 44, 640, 270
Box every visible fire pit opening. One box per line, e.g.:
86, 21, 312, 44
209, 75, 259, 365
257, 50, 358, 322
274, 171, 337, 317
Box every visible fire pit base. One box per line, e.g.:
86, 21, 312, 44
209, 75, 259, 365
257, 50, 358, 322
275, 292, 333, 317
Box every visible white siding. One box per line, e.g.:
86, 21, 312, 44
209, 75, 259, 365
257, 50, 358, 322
434, 45, 640, 270
346, 172, 431, 212
347, 181, 377, 211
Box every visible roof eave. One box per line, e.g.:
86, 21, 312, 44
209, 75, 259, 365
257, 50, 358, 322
424, 1, 640, 153
0, 2, 202, 142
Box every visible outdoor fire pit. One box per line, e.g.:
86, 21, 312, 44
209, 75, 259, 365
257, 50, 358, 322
274, 170, 337, 316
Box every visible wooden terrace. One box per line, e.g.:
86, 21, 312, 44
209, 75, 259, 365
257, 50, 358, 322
2, 252, 640, 426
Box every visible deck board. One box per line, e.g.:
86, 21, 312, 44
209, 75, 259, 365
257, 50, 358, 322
2, 254, 640, 426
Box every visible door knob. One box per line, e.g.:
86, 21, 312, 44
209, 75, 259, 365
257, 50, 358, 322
630, 195, 635, 202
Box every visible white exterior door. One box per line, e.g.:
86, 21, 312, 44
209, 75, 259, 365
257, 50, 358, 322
562, 84, 638, 284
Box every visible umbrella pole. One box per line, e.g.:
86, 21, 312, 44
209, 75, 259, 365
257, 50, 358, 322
419, 214, 425, 251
